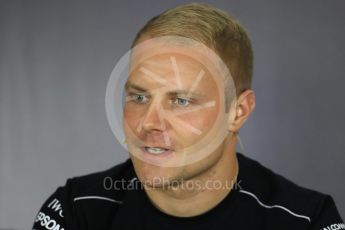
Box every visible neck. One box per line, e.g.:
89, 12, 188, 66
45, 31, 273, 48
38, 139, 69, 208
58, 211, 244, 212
143, 134, 239, 217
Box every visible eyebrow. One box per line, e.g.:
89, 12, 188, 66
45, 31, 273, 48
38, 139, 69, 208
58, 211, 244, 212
125, 82, 207, 99
125, 82, 147, 92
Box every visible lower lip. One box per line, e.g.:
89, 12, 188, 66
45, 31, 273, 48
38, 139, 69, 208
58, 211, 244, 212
140, 147, 174, 159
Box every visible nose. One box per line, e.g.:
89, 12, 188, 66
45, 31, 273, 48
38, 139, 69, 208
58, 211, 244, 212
140, 100, 166, 132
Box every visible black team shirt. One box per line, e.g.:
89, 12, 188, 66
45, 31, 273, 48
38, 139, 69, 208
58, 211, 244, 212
33, 153, 344, 230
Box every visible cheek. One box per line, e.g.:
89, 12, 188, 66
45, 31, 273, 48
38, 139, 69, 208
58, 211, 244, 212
123, 105, 143, 130
173, 105, 219, 142
191, 111, 215, 129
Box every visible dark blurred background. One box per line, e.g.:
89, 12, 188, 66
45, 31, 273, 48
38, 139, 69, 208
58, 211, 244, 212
0, 0, 344, 228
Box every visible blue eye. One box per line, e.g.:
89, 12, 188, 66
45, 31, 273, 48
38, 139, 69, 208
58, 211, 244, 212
174, 97, 190, 106
136, 95, 144, 102
130, 94, 149, 104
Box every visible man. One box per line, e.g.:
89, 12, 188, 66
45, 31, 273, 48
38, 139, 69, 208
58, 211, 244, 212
33, 3, 344, 230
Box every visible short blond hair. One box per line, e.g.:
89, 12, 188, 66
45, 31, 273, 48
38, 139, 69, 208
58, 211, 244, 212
132, 3, 253, 99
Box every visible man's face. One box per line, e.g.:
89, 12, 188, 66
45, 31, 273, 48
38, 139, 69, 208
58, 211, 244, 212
123, 46, 230, 187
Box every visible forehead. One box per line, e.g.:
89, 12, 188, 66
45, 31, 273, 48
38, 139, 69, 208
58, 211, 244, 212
127, 53, 217, 93
135, 53, 206, 76
130, 36, 229, 79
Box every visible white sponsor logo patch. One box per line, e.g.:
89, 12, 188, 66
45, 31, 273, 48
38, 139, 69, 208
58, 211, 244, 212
322, 223, 345, 230
47, 198, 64, 217
35, 212, 64, 230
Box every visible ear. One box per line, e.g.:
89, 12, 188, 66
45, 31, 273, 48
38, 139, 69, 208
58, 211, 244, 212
228, 89, 256, 132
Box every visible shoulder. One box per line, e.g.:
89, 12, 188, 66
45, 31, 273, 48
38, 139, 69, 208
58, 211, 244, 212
66, 158, 135, 200
237, 153, 323, 211
236, 153, 344, 228
32, 158, 136, 230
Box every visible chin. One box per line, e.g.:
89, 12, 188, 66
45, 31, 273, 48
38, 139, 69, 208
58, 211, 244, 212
132, 158, 182, 188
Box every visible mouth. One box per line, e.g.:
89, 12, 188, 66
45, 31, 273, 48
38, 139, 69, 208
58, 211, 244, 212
140, 146, 174, 158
